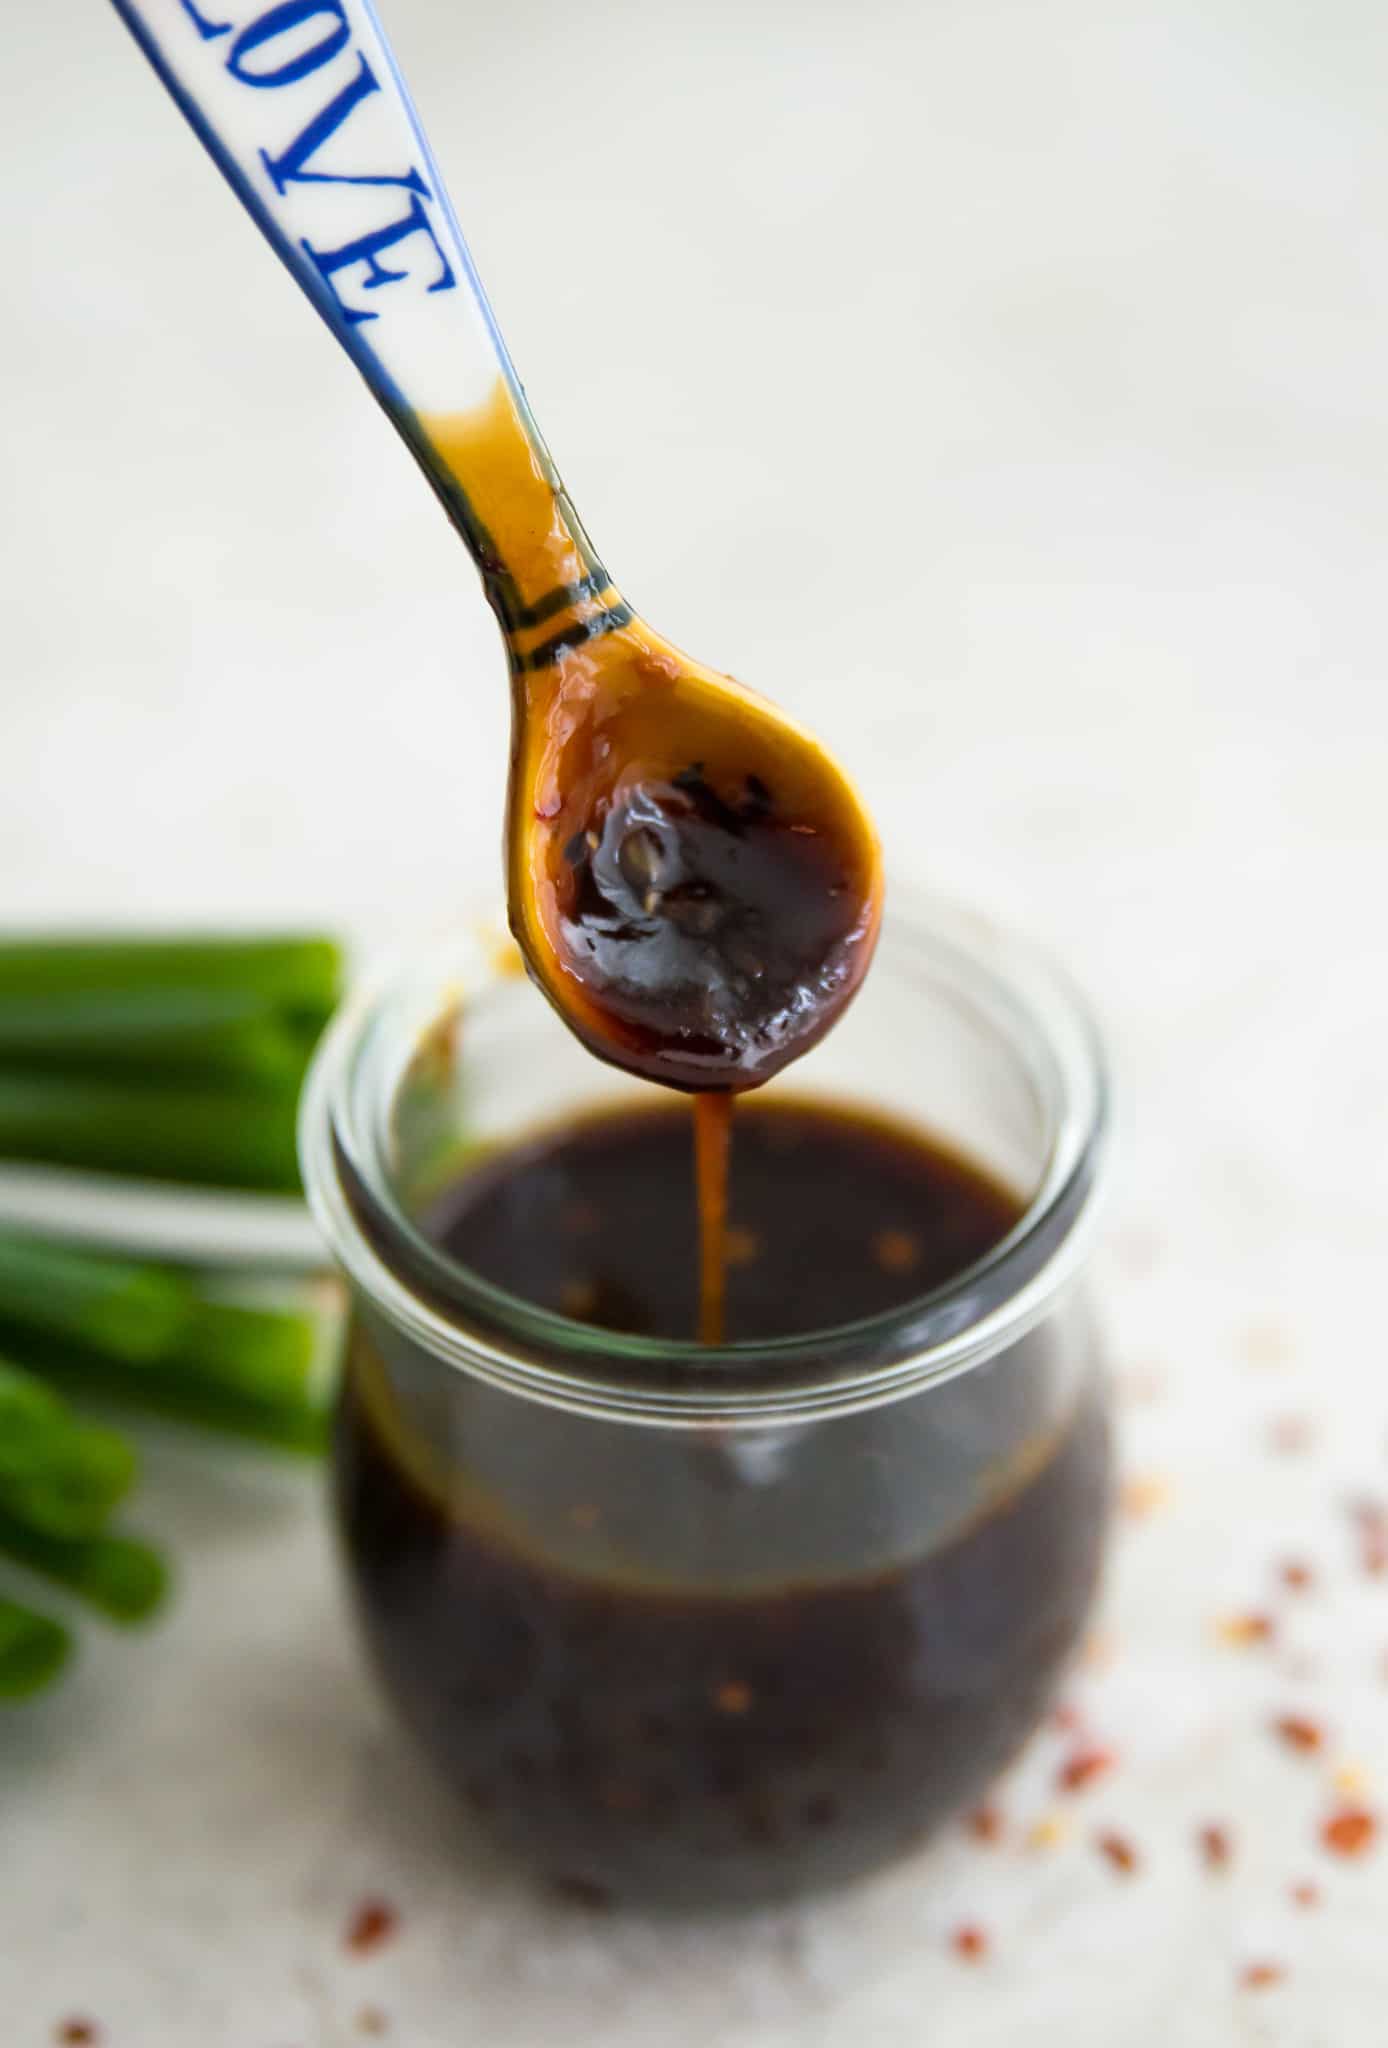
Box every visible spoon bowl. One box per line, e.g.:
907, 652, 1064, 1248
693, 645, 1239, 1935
508, 618, 882, 1091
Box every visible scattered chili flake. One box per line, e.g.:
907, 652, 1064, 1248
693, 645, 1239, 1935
1239, 1962, 1285, 1992
1051, 1700, 1084, 1733
55, 2023, 100, 2047
951, 1924, 988, 1962
1272, 1714, 1324, 1755
1026, 1812, 1071, 1851
1198, 1823, 1232, 1871
1267, 1415, 1315, 1455
1120, 1473, 1171, 1520
1279, 1558, 1315, 1593
1215, 1610, 1275, 1648
967, 1803, 1004, 1843
712, 1678, 753, 1716
1332, 1761, 1369, 1797
1057, 1744, 1116, 1794
1355, 1505, 1388, 1576
872, 1229, 920, 1274
1095, 1829, 1140, 1876
1289, 1879, 1321, 1909
344, 1899, 399, 1956
1321, 1805, 1378, 1858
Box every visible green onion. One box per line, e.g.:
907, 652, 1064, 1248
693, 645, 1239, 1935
0, 1597, 71, 1698
169, 1298, 319, 1405
49, 1363, 332, 1454
0, 932, 348, 1696
0, 1074, 303, 1190
0, 1317, 333, 1457
0, 936, 342, 1012
0, 1233, 192, 1361
0, 987, 318, 1086
0, 1360, 136, 1537
0, 1512, 167, 1622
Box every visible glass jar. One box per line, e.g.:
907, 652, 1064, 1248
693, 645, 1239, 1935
300, 893, 1113, 1909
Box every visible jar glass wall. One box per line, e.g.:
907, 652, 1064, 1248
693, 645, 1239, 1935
301, 895, 1113, 1908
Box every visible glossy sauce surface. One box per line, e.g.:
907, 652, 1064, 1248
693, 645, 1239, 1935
335, 1100, 1110, 1905
424, 1096, 1020, 1341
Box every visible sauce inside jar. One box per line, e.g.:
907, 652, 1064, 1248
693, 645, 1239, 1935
335, 1096, 1110, 1906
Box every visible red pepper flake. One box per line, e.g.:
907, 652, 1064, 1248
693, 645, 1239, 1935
1289, 1879, 1321, 1909
1057, 1744, 1116, 1794
1322, 1805, 1378, 1859
1198, 1822, 1232, 1871
1095, 1829, 1140, 1876
1266, 1414, 1315, 1455
966, 1803, 1004, 1843
1279, 1558, 1315, 1593
1120, 1473, 1171, 1520
1272, 1714, 1325, 1755
344, 1899, 399, 1956
1027, 1812, 1070, 1851
1239, 1962, 1286, 1992
712, 1678, 753, 1716
1215, 1610, 1276, 1648
1347, 1498, 1388, 1575
951, 1923, 988, 1962
55, 2024, 100, 2047
1051, 1701, 1084, 1734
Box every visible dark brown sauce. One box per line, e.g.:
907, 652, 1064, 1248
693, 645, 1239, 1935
546, 758, 876, 1093
424, 1096, 1020, 1342
335, 1099, 1110, 1905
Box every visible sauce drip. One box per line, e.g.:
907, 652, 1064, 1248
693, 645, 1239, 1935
692, 1094, 732, 1346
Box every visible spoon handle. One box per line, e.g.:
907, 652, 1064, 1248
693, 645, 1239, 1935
109, 1, 607, 621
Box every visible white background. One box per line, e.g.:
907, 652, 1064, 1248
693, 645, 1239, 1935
3, 1, 1388, 2041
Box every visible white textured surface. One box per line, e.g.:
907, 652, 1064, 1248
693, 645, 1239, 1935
3, 0, 1388, 2040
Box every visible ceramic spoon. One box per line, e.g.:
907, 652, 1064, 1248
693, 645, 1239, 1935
110, 0, 884, 1093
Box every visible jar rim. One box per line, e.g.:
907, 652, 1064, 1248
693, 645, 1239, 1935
299, 889, 1112, 1425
